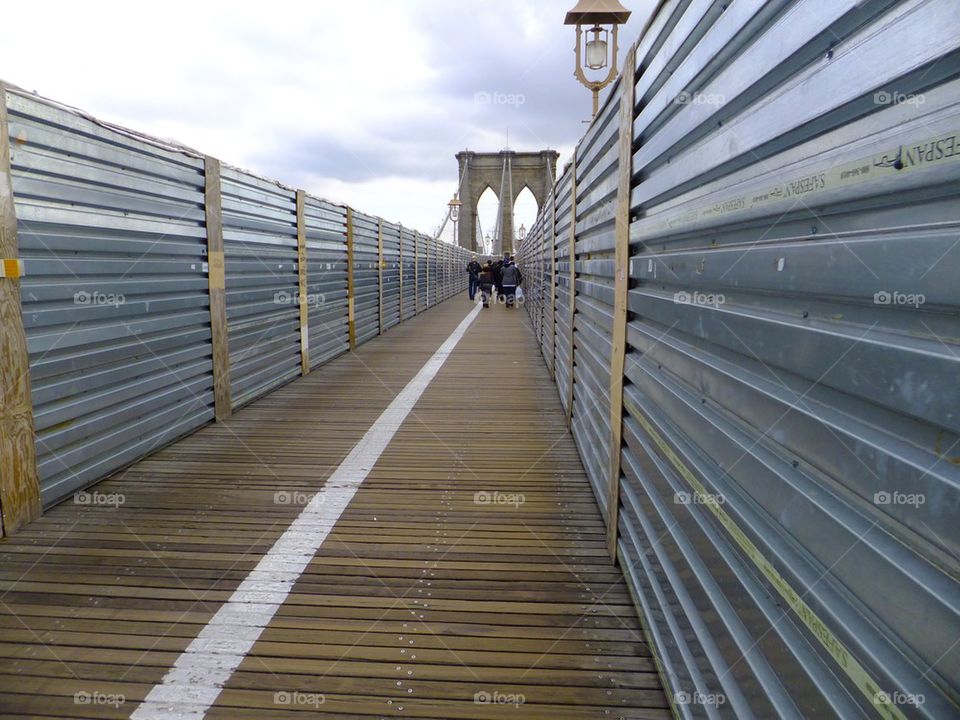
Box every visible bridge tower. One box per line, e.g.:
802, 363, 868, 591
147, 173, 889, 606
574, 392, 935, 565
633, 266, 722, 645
455, 149, 559, 255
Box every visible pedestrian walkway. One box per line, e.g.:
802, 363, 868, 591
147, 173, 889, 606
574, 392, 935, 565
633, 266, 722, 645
0, 294, 669, 719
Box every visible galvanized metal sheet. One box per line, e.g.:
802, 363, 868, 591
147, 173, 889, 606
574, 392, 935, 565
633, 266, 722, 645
7, 90, 214, 507
220, 166, 300, 408
303, 197, 349, 366
519, 1, 960, 717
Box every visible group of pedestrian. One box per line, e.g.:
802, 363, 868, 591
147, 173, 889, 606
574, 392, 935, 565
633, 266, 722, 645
466, 253, 523, 309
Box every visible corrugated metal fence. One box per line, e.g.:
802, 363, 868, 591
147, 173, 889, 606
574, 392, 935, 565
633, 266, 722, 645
1, 85, 469, 516
517, 1, 959, 719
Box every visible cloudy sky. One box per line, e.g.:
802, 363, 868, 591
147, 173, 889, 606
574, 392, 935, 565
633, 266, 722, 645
2, 0, 654, 241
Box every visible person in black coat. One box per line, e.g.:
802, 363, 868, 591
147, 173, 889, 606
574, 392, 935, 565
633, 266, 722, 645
466, 256, 482, 300
478, 261, 495, 308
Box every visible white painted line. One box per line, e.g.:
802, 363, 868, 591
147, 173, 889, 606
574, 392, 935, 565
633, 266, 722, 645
130, 303, 482, 720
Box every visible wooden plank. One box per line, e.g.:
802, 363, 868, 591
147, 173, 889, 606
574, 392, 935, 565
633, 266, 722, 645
0, 82, 41, 536
607, 47, 637, 560
0, 299, 668, 718
204, 156, 232, 421
346, 207, 357, 350
296, 190, 310, 373
566, 150, 578, 428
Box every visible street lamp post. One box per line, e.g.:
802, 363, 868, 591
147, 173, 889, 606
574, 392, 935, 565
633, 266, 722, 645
518, 224, 527, 243
448, 195, 461, 247
564, 1, 632, 118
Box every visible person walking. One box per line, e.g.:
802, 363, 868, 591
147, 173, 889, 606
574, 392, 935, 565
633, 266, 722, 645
492, 258, 504, 300
500, 259, 522, 308
466, 256, 481, 301
478, 260, 495, 308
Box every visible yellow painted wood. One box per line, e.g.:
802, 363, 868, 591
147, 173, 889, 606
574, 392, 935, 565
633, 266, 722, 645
296, 190, 310, 374
204, 156, 232, 421
0, 82, 40, 536
607, 46, 637, 560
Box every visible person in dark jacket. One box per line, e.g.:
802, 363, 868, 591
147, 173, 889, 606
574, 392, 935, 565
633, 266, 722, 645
492, 259, 504, 298
478, 261, 495, 308
500, 260, 522, 308
466, 256, 481, 300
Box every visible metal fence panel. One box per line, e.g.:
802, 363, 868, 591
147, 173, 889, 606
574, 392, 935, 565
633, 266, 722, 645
7, 90, 214, 507
381, 220, 401, 329
401, 227, 416, 319
351, 210, 381, 345
570, 82, 621, 520
303, 197, 348, 366
519, 0, 960, 717
220, 166, 300, 408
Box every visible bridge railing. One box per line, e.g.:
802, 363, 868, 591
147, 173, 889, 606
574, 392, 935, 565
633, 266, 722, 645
0, 83, 470, 530
517, 1, 960, 718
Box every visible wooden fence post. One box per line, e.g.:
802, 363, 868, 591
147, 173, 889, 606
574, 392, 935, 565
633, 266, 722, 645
0, 83, 41, 535
204, 156, 232, 422
606, 46, 637, 560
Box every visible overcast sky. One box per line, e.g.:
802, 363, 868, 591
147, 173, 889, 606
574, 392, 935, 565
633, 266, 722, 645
1, 0, 654, 241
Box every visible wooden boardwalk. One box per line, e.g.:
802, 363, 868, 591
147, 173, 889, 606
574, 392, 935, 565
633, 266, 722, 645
0, 295, 669, 719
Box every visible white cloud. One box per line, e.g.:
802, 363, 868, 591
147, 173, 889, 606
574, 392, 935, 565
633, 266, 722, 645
2, 0, 655, 234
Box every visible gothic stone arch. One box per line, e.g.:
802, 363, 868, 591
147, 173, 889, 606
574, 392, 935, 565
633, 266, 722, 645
456, 149, 559, 255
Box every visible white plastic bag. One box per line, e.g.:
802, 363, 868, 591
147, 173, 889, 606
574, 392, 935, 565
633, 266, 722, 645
515, 287, 524, 302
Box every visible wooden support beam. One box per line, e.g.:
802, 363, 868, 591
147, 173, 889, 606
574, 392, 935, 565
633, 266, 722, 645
296, 190, 310, 373
204, 156, 232, 422
0, 83, 41, 536
377, 218, 385, 335
606, 47, 637, 560
565, 150, 578, 428
346, 207, 357, 350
